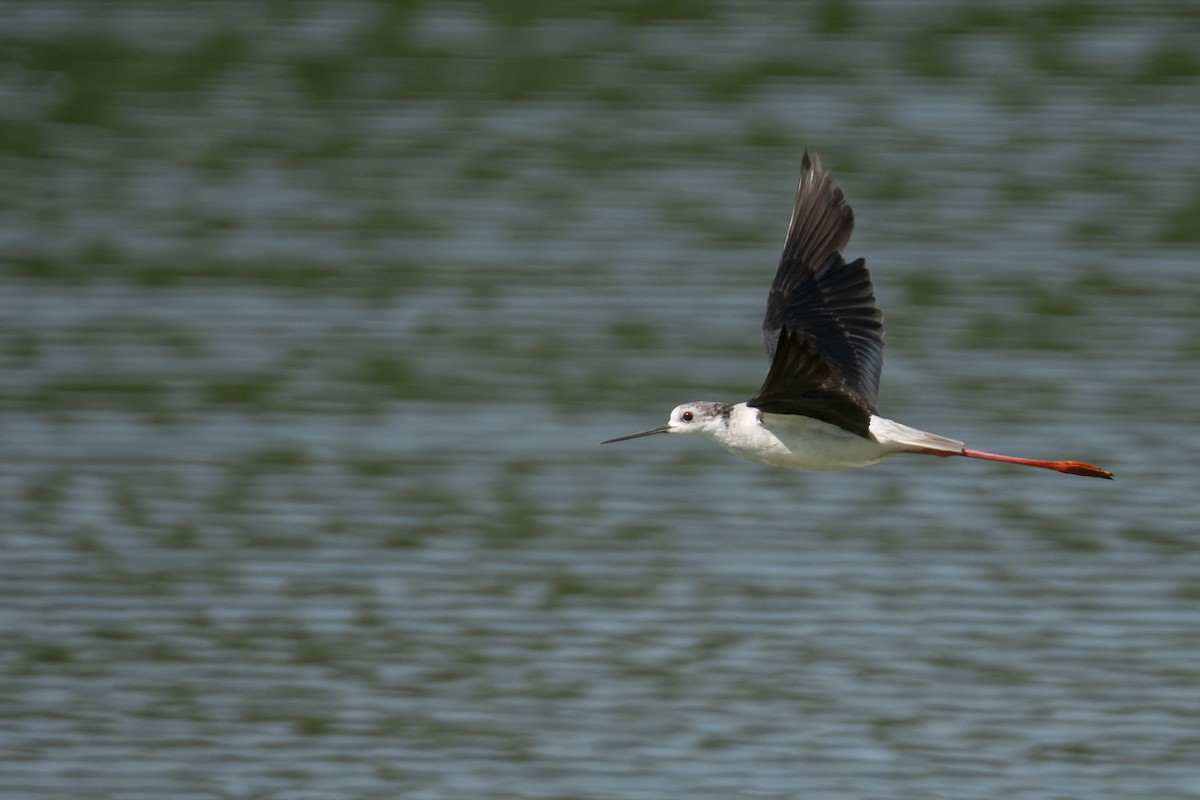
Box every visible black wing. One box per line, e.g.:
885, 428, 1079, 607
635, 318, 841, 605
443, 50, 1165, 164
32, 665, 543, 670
748, 327, 874, 438
757, 149, 884, 417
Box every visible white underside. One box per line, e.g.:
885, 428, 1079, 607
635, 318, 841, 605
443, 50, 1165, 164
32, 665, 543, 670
715, 403, 964, 472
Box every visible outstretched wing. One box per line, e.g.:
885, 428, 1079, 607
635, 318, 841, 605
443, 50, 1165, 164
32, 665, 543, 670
758, 149, 884, 416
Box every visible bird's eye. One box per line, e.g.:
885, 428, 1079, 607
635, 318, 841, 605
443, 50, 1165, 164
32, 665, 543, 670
681, 411, 694, 422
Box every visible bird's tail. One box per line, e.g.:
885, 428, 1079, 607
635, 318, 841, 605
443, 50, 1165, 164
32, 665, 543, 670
869, 416, 964, 455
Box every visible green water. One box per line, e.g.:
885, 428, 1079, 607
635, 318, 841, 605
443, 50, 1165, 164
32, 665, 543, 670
3, 2, 1200, 798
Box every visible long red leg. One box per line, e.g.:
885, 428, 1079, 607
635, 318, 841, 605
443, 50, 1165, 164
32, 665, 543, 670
958, 448, 1113, 479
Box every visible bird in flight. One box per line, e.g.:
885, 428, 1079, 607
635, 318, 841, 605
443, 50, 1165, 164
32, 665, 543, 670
602, 151, 1113, 480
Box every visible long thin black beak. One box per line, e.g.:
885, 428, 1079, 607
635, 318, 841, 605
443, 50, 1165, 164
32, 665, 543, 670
600, 424, 671, 444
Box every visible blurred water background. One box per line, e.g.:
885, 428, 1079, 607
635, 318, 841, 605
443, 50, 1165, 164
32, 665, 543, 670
2, 1, 1200, 798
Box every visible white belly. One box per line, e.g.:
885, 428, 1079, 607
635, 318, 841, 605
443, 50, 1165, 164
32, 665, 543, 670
726, 411, 899, 471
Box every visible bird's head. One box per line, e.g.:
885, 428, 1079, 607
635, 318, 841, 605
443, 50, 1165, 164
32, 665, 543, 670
601, 401, 733, 444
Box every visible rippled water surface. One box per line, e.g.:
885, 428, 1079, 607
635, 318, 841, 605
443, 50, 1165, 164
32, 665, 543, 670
3, 2, 1200, 798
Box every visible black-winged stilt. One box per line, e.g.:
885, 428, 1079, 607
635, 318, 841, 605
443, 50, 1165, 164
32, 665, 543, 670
603, 151, 1113, 480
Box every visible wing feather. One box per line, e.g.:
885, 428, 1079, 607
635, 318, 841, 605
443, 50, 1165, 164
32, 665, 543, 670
760, 150, 884, 417
748, 326, 874, 438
